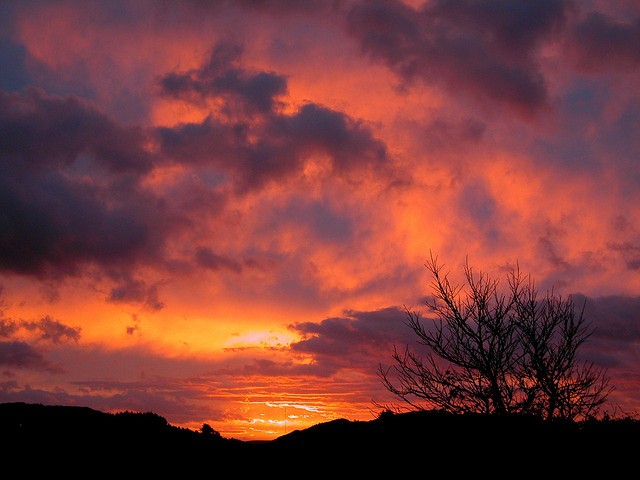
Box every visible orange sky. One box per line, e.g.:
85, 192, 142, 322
0, 0, 639, 440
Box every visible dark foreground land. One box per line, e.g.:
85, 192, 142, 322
1, 402, 638, 475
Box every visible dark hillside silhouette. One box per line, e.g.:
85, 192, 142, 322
0, 402, 247, 474
2, 402, 637, 475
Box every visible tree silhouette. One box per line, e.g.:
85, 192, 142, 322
379, 252, 612, 421
200, 423, 221, 437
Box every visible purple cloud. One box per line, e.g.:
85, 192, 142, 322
567, 12, 640, 73
195, 247, 243, 273
21, 316, 81, 344
0, 87, 153, 175
578, 294, 640, 342
106, 272, 165, 312
159, 42, 288, 114
608, 242, 640, 271
158, 40, 390, 191
346, 0, 570, 117
0, 88, 182, 287
422, 116, 486, 152
0, 340, 61, 372
0, 319, 18, 338
289, 307, 417, 367
429, 0, 568, 58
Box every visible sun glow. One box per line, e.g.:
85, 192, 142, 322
223, 330, 296, 350
222, 398, 343, 441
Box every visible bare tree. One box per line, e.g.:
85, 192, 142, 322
512, 276, 612, 420
379, 252, 612, 421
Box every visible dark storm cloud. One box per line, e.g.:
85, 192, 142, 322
159, 102, 389, 192
458, 180, 500, 242
0, 37, 29, 92
21, 316, 81, 344
572, 294, 640, 375
157, 117, 242, 167
346, 0, 569, 116
0, 2, 30, 91
159, 42, 288, 114
0, 171, 162, 277
195, 247, 243, 273
106, 272, 165, 311
181, 0, 329, 15
428, 0, 568, 58
0, 87, 153, 174
158, 43, 389, 191
536, 233, 572, 271
230, 0, 331, 14
0, 319, 18, 338
240, 358, 300, 376
273, 103, 388, 174
603, 100, 640, 169
0, 341, 61, 372
423, 116, 486, 152
567, 12, 640, 73
578, 294, 640, 341
0, 315, 80, 343
289, 307, 415, 361
608, 242, 640, 271
0, 87, 173, 279
535, 78, 640, 173
265, 197, 354, 244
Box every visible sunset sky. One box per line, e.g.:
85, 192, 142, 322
1, 0, 639, 440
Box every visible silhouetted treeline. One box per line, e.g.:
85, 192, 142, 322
1, 402, 637, 475
0, 402, 246, 474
